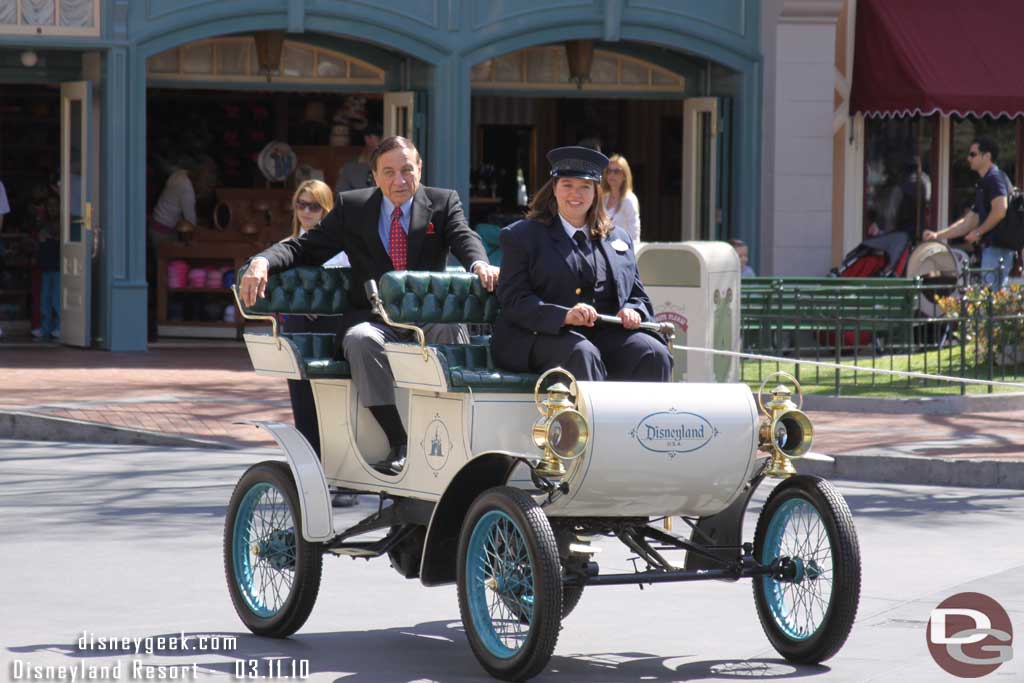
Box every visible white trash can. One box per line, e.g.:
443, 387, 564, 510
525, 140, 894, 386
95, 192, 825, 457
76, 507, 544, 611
637, 241, 741, 382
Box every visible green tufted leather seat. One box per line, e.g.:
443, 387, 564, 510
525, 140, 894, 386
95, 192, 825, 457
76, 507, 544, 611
239, 266, 538, 390
379, 272, 539, 392
238, 266, 353, 379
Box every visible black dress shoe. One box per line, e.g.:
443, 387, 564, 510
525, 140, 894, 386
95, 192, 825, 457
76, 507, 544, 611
373, 444, 407, 475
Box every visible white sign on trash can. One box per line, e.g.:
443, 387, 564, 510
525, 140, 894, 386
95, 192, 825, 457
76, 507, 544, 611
637, 241, 741, 383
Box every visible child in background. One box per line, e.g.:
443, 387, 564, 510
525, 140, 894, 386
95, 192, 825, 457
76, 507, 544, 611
729, 238, 756, 277
33, 198, 60, 340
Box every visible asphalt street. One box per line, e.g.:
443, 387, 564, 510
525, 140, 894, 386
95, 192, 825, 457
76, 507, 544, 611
1, 439, 1021, 683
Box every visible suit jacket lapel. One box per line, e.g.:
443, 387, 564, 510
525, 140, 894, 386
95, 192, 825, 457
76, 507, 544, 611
362, 188, 391, 270
406, 186, 431, 269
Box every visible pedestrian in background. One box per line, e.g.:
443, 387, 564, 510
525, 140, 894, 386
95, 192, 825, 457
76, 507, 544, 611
281, 179, 356, 507
334, 125, 382, 192
729, 238, 756, 277
601, 154, 641, 244
924, 137, 1012, 290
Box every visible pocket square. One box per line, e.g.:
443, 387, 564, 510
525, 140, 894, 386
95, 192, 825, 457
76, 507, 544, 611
426, 222, 436, 235
610, 238, 630, 253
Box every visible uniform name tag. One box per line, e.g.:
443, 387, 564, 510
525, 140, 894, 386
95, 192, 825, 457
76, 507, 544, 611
610, 239, 630, 253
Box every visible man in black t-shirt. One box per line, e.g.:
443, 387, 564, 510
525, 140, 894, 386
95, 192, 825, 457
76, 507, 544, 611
924, 136, 1013, 290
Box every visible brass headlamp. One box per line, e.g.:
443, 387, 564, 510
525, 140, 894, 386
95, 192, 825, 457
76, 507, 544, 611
532, 369, 589, 478
756, 372, 814, 478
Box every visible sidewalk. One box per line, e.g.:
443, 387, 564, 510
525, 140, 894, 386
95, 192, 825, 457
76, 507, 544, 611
3, 346, 1023, 488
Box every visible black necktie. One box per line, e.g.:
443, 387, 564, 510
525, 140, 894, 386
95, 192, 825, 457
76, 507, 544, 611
572, 231, 596, 284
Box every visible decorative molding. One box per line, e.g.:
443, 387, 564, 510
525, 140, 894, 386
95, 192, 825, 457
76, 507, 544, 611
472, 0, 590, 31
342, 0, 441, 31
626, 0, 748, 38
287, 0, 304, 33
603, 0, 623, 42
780, 0, 843, 24
447, 0, 459, 32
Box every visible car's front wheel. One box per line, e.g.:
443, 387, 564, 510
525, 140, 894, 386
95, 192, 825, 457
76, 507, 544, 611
457, 487, 562, 681
224, 461, 323, 637
753, 474, 861, 664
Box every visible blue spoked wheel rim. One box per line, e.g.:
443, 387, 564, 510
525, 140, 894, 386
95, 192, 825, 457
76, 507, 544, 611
761, 498, 834, 641
232, 482, 297, 618
465, 510, 536, 659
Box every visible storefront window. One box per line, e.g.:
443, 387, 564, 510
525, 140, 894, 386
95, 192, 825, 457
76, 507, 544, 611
863, 115, 937, 239
949, 117, 1018, 221
0, 0, 97, 34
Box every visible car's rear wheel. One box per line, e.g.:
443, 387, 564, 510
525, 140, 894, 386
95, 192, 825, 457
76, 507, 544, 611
457, 487, 561, 681
224, 461, 322, 637
753, 475, 860, 664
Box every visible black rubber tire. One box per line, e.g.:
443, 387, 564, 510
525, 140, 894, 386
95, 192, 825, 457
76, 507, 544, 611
560, 584, 585, 619
224, 460, 323, 637
457, 487, 562, 681
753, 475, 861, 664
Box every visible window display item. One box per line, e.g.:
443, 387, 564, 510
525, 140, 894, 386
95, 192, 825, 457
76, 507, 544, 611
257, 141, 297, 183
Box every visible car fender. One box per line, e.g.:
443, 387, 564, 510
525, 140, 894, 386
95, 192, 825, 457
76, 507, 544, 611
418, 451, 535, 586
241, 421, 335, 543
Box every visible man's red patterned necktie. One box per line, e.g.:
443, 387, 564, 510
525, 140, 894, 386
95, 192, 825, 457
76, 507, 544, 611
388, 205, 407, 270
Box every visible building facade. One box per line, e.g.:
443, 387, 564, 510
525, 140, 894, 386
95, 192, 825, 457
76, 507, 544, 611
0, 0, 762, 351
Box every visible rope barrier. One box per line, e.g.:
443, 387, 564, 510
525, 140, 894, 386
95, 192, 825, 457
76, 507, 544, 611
671, 344, 1024, 390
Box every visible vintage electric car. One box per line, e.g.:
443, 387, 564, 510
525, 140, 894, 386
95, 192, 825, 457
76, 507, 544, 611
224, 267, 861, 681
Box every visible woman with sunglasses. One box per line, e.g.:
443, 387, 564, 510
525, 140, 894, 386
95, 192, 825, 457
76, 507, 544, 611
283, 180, 357, 506
600, 154, 641, 244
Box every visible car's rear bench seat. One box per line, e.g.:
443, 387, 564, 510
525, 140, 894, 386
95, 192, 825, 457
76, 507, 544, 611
238, 266, 539, 392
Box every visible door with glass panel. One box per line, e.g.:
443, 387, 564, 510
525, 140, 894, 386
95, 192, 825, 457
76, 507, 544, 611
682, 97, 718, 241
60, 81, 92, 347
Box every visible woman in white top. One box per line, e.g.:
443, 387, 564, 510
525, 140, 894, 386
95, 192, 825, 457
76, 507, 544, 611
283, 179, 356, 506
601, 153, 641, 244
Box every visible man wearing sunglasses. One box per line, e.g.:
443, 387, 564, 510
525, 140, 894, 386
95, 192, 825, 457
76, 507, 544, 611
240, 136, 498, 475
924, 136, 1013, 290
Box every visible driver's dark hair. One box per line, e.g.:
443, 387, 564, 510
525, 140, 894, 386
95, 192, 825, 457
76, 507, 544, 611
974, 136, 999, 162
369, 136, 420, 172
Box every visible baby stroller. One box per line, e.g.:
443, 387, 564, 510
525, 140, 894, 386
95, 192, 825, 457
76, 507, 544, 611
830, 231, 912, 278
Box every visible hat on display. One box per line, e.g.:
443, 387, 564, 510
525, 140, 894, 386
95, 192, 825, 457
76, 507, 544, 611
546, 146, 609, 182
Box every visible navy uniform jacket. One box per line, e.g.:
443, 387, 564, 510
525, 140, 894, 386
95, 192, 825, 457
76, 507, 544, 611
492, 218, 656, 372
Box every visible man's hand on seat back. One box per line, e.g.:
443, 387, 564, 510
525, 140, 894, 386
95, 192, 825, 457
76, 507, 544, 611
473, 263, 500, 292
240, 257, 270, 306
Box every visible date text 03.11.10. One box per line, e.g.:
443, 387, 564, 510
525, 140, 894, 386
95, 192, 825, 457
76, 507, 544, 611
234, 659, 310, 679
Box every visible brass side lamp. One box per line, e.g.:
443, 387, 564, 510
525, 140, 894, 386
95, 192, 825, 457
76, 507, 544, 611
756, 372, 814, 478
532, 369, 589, 477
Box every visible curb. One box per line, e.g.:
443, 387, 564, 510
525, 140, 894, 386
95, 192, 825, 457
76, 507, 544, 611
0, 411, 232, 450
804, 392, 1024, 415
3, 410, 1023, 490
796, 453, 1024, 490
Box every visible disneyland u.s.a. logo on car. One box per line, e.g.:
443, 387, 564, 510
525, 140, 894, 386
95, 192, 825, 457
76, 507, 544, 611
630, 408, 719, 457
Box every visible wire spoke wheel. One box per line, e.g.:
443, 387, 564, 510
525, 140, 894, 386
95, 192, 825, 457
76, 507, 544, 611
224, 461, 322, 637
753, 475, 861, 664
458, 487, 562, 681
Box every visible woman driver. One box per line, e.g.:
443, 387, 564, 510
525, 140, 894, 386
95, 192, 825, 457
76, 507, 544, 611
491, 146, 672, 382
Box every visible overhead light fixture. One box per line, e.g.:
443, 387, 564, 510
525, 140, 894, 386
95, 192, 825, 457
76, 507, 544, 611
565, 40, 594, 90
20, 50, 39, 68
252, 30, 286, 82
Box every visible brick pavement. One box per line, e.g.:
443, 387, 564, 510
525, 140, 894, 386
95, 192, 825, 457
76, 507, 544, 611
3, 346, 1024, 460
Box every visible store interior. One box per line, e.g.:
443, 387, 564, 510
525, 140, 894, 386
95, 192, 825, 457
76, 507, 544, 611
0, 84, 60, 342
145, 89, 382, 339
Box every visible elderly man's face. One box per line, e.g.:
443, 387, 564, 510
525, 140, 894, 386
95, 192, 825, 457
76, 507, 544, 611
373, 146, 422, 206
554, 177, 595, 227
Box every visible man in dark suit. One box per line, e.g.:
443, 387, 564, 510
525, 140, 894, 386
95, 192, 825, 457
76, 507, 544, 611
240, 136, 497, 474
492, 146, 671, 382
